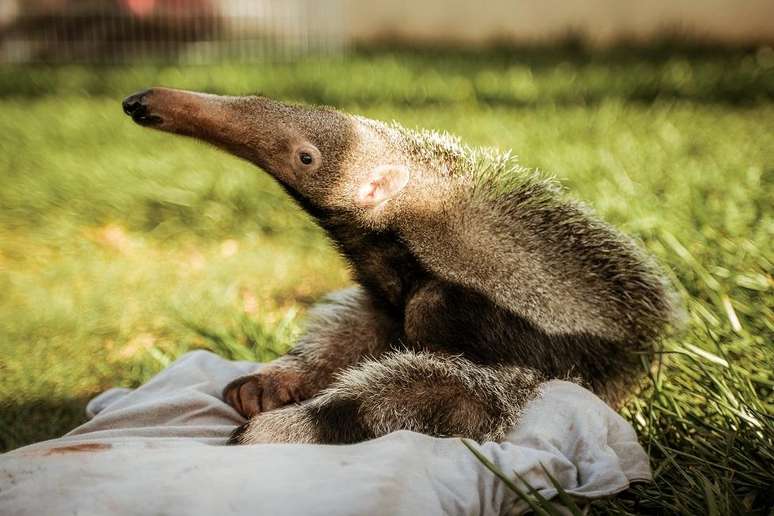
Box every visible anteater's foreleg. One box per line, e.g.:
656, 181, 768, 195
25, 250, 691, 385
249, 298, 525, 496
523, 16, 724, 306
223, 287, 398, 417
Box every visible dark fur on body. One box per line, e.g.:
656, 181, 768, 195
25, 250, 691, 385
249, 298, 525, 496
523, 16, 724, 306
121, 88, 679, 444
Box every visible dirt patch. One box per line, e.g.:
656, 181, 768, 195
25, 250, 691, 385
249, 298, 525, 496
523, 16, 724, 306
43, 443, 112, 455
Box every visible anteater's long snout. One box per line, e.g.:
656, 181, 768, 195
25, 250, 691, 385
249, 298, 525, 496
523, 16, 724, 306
121, 87, 269, 165
121, 87, 227, 133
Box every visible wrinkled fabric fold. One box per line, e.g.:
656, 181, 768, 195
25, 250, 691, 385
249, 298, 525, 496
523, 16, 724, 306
1, 350, 650, 516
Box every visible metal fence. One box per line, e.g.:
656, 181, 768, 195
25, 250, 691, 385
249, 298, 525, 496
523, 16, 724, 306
0, 0, 347, 64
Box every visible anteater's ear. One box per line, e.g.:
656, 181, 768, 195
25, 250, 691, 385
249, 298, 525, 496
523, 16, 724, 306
355, 165, 410, 208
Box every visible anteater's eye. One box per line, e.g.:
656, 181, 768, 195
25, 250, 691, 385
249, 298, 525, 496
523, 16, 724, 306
299, 152, 313, 165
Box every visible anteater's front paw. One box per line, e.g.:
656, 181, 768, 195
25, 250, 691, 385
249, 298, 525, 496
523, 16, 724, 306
222, 366, 306, 418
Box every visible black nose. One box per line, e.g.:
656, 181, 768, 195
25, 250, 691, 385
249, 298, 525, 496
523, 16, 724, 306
122, 91, 148, 116
122, 89, 161, 126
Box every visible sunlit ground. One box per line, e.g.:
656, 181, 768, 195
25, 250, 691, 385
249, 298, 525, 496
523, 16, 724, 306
0, 45, 772, 514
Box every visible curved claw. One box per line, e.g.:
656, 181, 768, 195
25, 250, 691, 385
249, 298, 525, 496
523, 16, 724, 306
223, 376, 262, 418
222, 367, 307, 419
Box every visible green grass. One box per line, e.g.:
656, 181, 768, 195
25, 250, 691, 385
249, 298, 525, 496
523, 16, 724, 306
0, 46, 772, 514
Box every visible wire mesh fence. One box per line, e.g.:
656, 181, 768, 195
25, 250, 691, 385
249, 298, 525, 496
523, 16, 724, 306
0, 0, 347, 64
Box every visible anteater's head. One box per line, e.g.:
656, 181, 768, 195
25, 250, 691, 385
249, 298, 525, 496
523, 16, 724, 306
122, 88, 443, 230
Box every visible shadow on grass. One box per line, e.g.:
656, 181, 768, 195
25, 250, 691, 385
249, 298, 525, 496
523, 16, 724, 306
0, 395, 95, 453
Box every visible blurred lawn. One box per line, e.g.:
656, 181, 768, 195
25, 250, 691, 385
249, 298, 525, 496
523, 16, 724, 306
0, 46, 772, 514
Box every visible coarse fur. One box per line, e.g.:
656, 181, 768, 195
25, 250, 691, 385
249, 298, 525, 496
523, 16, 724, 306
232, 351, 545, 444
122, 88, 681, 444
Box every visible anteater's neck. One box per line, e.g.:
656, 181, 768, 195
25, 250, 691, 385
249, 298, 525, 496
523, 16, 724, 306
278, 186, 427, 312
322, 219, 428, 315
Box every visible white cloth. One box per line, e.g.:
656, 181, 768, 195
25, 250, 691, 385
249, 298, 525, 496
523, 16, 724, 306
0, 350, 651, 515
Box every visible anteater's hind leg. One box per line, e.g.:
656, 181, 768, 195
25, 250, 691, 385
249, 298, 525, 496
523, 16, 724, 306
228, 351, 544, 445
